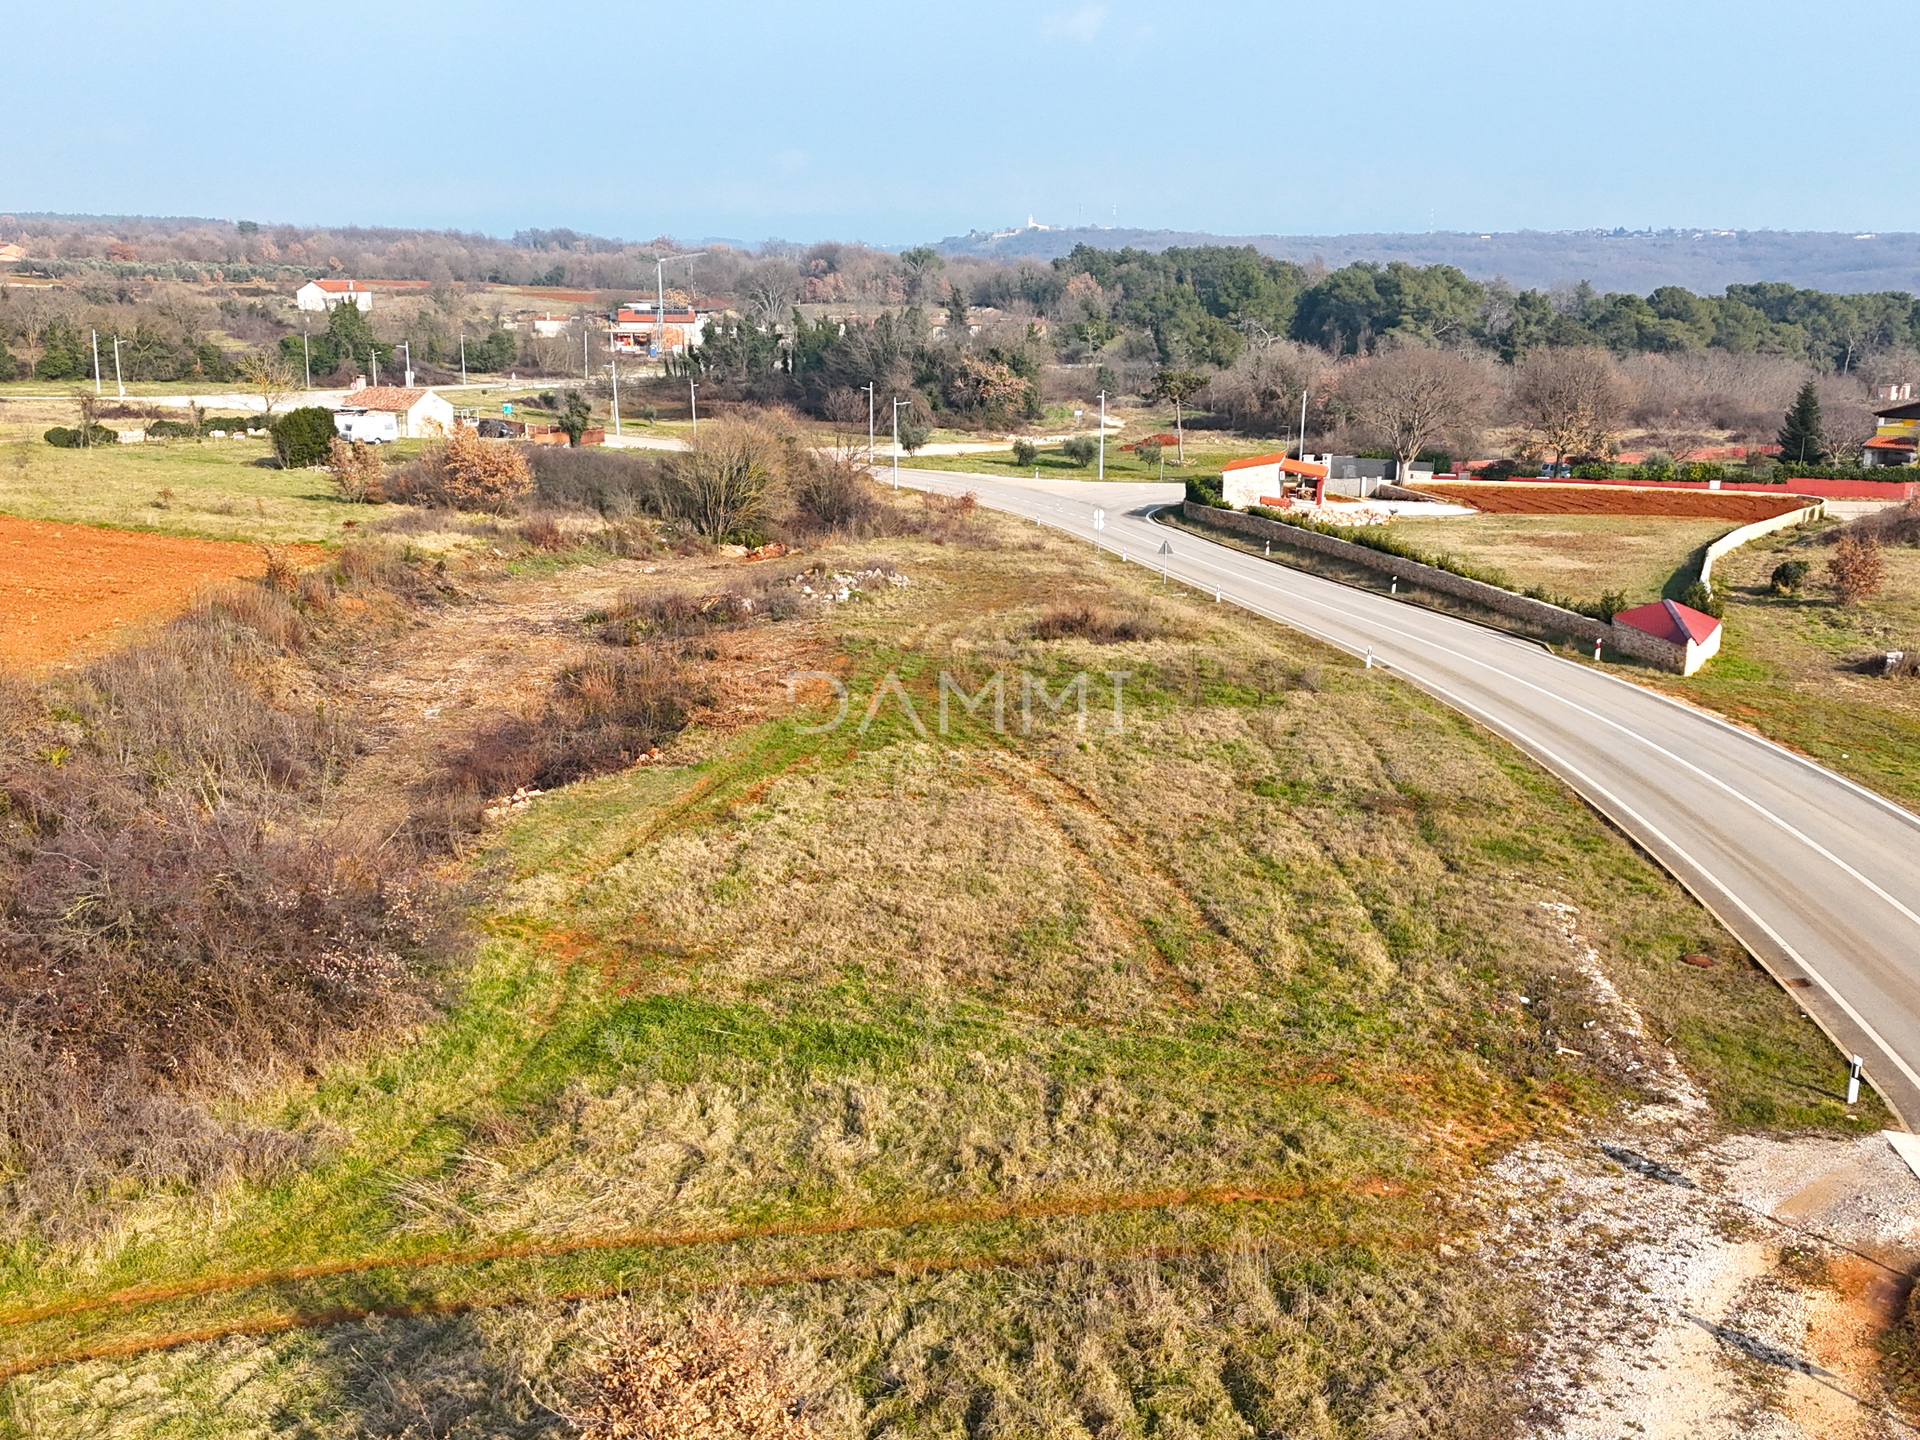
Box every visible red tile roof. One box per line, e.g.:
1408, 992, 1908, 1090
1221, 452, 1330, 479
1613, 599, 1720, 646
311, 278, 362, 293
343, 387, 432, 411
1864, 434, 1916, 450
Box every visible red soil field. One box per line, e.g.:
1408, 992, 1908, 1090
0, 516, 323, 667
1417, 481, 1810, 522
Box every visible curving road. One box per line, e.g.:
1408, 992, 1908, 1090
893, 468, 1920, 1127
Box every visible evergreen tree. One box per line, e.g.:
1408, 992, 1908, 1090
1777, 380, 1827, 464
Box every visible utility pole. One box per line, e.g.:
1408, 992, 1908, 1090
689, 380, 699, 435
609, 323, 621, 437
111, 336, 124, 398
302, 326, 312, 390
371, 347, 378, 388
862, 381, 875, 463
1298, 386, 1309, 465
91, 330, 101, 395
401, 340, 412, 388
1097, 390, 1107, 479
892, 397, 909, 488
458, 333, 466, 387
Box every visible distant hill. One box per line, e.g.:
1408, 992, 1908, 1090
930, 224, 1920, 296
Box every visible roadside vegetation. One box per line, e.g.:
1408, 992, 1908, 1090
0, 451, 1870, 1435
1665, 506, 1920, 807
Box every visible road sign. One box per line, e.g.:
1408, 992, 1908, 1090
502, 402, 513, 415
1092, 508, 1106, 532
1158, 539, 1172, 555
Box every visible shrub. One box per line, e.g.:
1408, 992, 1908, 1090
0, 581, 446, 1238
389, 426, 534, 512
326, 437, 386, 503
898, 421, 931, 454
1829, 534, 1885, 605
1033, 604, 1160, 642
1011, 439, 1038, 467
43, 425, 114, 448
422, 650, 706, 846
1061, 435, 1099, 466
1184, 476, 1223, 506
1681, 581, 1725, 619
788, 453, 877, 536
1136, 440, 1163, 467
663, 420, 781, 540
520, 513, 565, 550
1770, 559, 1811, 594
527, 445, 661, 514
271, 406, 337, 467
146, 419, 197, 438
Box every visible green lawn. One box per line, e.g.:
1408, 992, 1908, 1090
0, 512, 1863, 1434
0, 436, 381, 545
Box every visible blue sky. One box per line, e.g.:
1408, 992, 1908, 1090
4, 0, 1896, 245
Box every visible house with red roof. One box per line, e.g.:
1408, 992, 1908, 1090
1220, 452, 1331, 508
296, 278, 373, 313
1610, 598, 1722, 676
332, 386, 454, 439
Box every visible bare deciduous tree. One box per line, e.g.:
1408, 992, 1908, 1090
236, 350, 299, 418
1336, 347, 1493, 471
1512, 347, 1632, 465
740, 262, 802, 328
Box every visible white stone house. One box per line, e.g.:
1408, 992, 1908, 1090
334, 386, 454, 439
296, 279, 373, 313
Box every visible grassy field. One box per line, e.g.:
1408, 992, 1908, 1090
0, 434, 382, 546
1666, 529, 1920, 809
901, 433, 1278, 483
0, 505, 1864, 1436
1386, 513, 1736, 608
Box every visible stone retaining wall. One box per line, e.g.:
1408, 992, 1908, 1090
1179, 501, 1692, 672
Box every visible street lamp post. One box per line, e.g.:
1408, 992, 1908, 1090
303, 326, 312, 390
653, 251, 706, 368
892, 397, 909, 488
90, 330, 101, 396
862, 381, 875, 464
689, 380, 699, 435
1097, 389, 1107, 479
458, 333, 466, 387
111, 336, 124, 398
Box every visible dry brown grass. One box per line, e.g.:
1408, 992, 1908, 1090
577, 1304, 815, 1439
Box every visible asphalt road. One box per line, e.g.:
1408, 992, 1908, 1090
893, 467, 1920, 1127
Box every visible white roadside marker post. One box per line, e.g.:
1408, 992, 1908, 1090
1365, 646, 1374, 669
1594, 636, 1603, 662
1849, 1055, 1864, 1106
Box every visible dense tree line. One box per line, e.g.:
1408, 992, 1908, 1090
1029, 243, 1920, 373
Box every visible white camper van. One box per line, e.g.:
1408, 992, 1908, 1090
332, 408, 399, 444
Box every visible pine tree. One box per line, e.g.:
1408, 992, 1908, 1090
1777, 380, 1828, 465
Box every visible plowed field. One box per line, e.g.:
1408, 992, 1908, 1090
1420, 481, 1810, 521
0, 516, 322, 667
